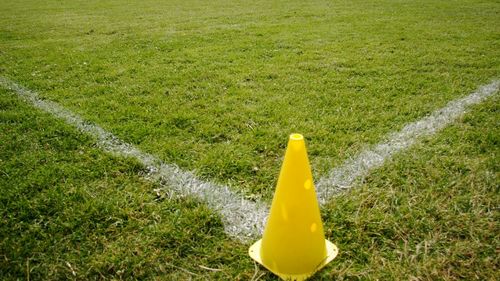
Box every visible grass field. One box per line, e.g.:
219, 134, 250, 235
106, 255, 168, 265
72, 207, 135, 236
1, 0, 499, 280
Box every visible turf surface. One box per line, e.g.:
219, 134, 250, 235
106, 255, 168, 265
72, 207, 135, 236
1, 0, 498, 195
1, 87, 498, 280
1, 0, 499, 280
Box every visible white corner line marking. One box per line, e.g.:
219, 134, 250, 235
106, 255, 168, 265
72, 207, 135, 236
316, 80, 499, 205
0, 77, 267, 241
1, 77, 498, 240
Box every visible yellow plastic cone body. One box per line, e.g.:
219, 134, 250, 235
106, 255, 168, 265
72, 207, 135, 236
249, 134, 338, 280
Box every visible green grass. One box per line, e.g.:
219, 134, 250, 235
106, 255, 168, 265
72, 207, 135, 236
1, 85, 498, 280
321, 95, 499, 280
1, 0, 499, 279
0, 88, 255, 280
0, 0, 498, 196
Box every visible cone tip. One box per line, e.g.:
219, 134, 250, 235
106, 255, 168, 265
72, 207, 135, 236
290, 133, 304, 141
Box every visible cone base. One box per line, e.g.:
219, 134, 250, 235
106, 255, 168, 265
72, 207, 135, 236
248, 239, 338, 281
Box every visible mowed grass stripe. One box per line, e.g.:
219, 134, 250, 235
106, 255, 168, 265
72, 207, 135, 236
1, 76, 498, 241
0, 76, 267, 241
316, 80, 499, 204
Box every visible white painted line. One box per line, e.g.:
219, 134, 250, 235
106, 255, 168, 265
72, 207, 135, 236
1, 76, 498, 240
315, 80, 499, 205
0, 76, 267, 241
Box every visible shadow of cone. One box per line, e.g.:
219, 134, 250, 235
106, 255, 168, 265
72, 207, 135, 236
249, 134, 338, 280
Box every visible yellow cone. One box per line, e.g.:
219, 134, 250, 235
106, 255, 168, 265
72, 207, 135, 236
249, 133, 338, 280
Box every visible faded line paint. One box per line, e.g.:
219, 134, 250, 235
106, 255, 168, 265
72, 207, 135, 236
0, 76, 267, 240
316, 80, 499, 205
2, 76, 498, 239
